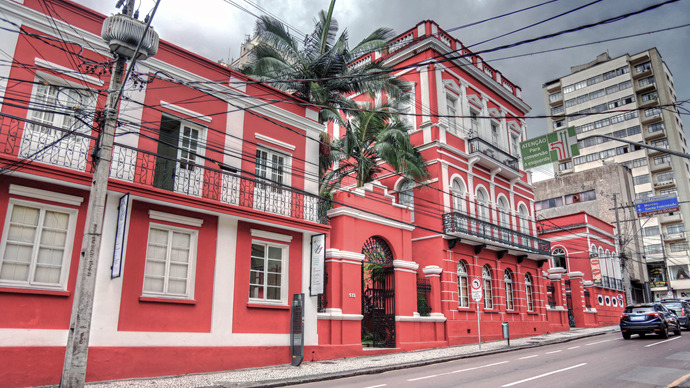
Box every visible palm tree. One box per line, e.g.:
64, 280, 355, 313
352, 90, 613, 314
322, 99, 429, 191
241, 0, 406, 123
242, 0, 427, 192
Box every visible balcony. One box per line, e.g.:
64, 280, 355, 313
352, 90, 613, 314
641, 111, 663, 125
650, 160, 672, 172
638, 95, 660, 109
0, 114, 328, 225
653, 178, 676, 189
467, 137, 520, 179
659, 212, 683, 224
442, 211, 551, 257
647, 144, 669, 156
635, 79, 656, 94
644, 127, 666, 141
632, 65, 653, 79
663, 232, 685, 242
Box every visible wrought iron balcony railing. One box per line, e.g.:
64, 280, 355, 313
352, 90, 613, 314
0, 115, 327, 224
467, 137, 519, 171
442, 211, 550, 255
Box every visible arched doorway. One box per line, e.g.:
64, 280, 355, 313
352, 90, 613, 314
361, 236, 396, 348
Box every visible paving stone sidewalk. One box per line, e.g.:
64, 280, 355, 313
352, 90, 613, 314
84, 325, 618, 388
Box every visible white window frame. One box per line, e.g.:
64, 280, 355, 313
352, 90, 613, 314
483, 265, 493, 309
525, 273, 534, 312
446, 95, 458, 133
451, 179, 466, 213
0, 199, 77, 291
249, 239, 289, 306
457, 261, 469, 308
254, 145, 292, 215
142, 222, 198, 300
504, 269, 514, 310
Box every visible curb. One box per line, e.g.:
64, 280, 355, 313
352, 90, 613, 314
217, 328, 616, 387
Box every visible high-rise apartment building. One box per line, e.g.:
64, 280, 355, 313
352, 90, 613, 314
542, 49, 690, 301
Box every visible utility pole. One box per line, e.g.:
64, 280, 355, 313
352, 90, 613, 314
60, 1, 159, 386
613, 193, 633, 305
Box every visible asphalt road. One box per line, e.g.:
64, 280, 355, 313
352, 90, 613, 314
290, 331, 690, 388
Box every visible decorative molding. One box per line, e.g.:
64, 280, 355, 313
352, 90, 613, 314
34, 58, 104, 86
393, 260, 419, 271
160, 101, 212, 123
325, 249, 365, 261
327, 207, 415, 231
148, 210, 203, 227
423, 265, 443, 275
546, 306, 567, 312
250, 229, 293, 242
317, 308, 363, 321
567, 271, 584, 278
9, 184, 84, 206
255, 133, 296, 151
396, 313, 446, 322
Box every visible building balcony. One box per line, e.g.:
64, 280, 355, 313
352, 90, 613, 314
632, 66, 653, 79
467, 137, 520, 179
641, 111, 663, 125
650, 160, 672, 172
647, 145, 670, 156
442, 211, 551, 257
0, 117, 328, 225
653, 178, 676, 189
635, 80, 656, 94
663, 232, 685, 242
659, 212, 683, 224
638, 96, 660, 109
644, 127, 666, 141
545, 81, 561, 93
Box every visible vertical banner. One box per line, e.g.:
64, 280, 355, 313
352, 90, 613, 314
111, 193, 129, 278
290, 293, 304, 366
310, 234, 326, 296
590, 256, 602, 284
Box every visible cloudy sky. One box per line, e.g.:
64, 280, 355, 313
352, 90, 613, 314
77, 0, 689, 142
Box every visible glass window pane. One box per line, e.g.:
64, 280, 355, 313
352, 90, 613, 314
143, 276, 164, 293
267, 259, 281, 272
268, 246, 281, 260
251, 244, 265, 258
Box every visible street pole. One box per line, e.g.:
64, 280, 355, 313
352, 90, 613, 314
60, 0, 160, 385
613, 194, 633, 305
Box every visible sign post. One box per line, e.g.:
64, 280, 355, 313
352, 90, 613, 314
471, 278, 483, 350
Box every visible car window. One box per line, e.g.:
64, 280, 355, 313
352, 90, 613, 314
663, 302, 683, 312
624, 306, 654, 314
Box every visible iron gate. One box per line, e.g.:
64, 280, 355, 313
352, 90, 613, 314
361, 236, 396, 348
565, 280, 576, 328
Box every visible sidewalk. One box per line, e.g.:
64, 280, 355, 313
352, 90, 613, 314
86, 325, 618, 388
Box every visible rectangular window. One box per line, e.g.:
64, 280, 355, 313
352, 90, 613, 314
0, 201, 76, 290
446, 96, 458, 132
635, 61, 652, 73
153, 116, 205, 195
642, 91, 659, 102
634, 174, 650, 185
143, 225, 197, 299
643, 226, 659, 236
551, 105, 564, 115
667, 224, 685, 235
645, 244, 662, 255
670, 242, 688, 253
549, 92, 562, 102
249, 242, 287, 304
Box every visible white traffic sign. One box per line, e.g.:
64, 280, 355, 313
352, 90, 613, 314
471, 278, 482, 301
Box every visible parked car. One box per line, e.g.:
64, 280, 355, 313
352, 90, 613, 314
660, 298, 690, 330
620, 303, 681, 339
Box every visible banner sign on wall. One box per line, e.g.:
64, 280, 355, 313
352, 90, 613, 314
111, 193, 129, 278
310, 234, 326, 296
520, 126, 579, 169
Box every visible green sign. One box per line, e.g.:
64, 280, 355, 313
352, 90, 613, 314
520, 127, 579, 169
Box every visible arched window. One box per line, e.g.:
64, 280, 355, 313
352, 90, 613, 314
452, 179, 466, 213
457, 261, 469, 308
476, 188, 489, 221
399, 180, 414, 208
599, 247, 607, 278
498, 197, 510, 228
525, 273, 534, 312
483, 265, 493, 309
504, 269, 514, 310
552, 247, 567, 270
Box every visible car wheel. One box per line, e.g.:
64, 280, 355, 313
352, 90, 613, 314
675, 326, 682, 336
622, 332, 631, 339
660, 325, 669, 339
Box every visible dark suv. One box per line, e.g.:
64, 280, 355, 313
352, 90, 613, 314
660, 298, 690, 330
620, 303, 681, 339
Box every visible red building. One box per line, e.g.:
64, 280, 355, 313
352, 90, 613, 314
0, 2, 621, 386
0, 1, 327, 386
538, 212, 626, 328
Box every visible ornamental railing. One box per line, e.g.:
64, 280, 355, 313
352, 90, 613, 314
467, 137, 519, 171
0, 113, 328, 224
442, 211, 550, 255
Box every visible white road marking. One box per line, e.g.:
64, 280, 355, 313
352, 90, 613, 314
518, 355, 538, 360
501, 363, 587, 387
645, 336, 681, 347
545, 350, 562, 354
568, 346, 581, 350
407, 374, 438, 382
406, 360, 510, 381
585, 338, 616, 346
364, 385, 387, 388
